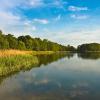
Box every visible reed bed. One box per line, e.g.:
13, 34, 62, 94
0, 50, 54, 57
0, 55, 39, 76
0, 50, 55, 76
0, 50, 33, 57
32, 51, 54, 55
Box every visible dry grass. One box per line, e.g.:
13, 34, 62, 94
0, 50, 54, 57
0, 50, 54, 76
0, 50, 33, 57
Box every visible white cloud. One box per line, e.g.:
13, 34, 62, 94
0, 10, 37, 36
22, 0, 46, 9
29, 0, 43, 6
68, 6, 88, 11
33, 18, 49, 24
52, 0, 66, 7
71, 14, 89, 20
0, 0, 99, 47
32, 26, 37, 31
49, 29, 100, 47
0, 11, 20, 22
34, 79, 50, 85
0, 0, 19, 10
0, 0, 67, 11
0, 0, 66, 9
0, 0, 45, 10
55, 14, 61, 21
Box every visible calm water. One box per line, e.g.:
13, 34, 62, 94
0, 53, 100, 100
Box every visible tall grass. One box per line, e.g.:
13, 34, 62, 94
0, 50, 54, 57
0, 50, 55, 76
0, 50, 33, 57
32, 51, 54, 55
0, 55, 39, 76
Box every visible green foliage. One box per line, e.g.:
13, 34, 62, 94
0, 52, 74, 77
78, 52, 100, 60
0, 55, 39, 76
77, 43, 100, 52
6, 34, 18, 49
0, 35, 9, 49
17, 41, 26, 50
0, 30, 76, 51
0, 30, 2, 35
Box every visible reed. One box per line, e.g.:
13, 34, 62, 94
0, 50, 33, 57
0, 50, 55, 76
0, 55, 39, 76
0, 50, 54, 57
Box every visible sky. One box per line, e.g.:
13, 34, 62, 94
0, 0, 100, 46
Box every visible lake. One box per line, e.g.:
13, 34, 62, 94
0, 52, 100, 100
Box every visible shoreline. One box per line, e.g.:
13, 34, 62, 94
0, 50, 55, 57
0, 50, 75, 57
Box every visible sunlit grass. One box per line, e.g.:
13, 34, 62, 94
0, 50, 54, 57
0, 50, 55, 76
0, 55, 39, 76
0, 50, 56, 76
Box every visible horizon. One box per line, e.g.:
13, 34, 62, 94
2, 31, 100, 48
0, 0, 100, 46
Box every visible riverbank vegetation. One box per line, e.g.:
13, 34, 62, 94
77, 43, 100, 52
0, 30, 75, 51
0, 55, 39, 76
78, 52, 100, 60
0, 49, 55, 76
0, 30, 76, 77
0, 51, 73, 77
0, 50, 55, 57
1, 29, 100, 77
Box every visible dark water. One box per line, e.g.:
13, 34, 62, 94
0, 52, 100, 100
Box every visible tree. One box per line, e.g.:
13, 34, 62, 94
17, 41, 26, 50
77, 43, 100, 52
6, 34, 18, 49
0, 35, 9, 49
0, 30, 2, 35
0, 30, 76, 51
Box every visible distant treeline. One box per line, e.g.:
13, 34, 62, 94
77, 43, 100, 52
0, 30, 75, 51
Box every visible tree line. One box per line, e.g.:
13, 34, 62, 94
0, 30, 75, 51
77, 43, 100, 52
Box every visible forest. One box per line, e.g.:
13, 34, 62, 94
1, 30, 100, 52
77, 43, 100, 52
0, 30, 75, 51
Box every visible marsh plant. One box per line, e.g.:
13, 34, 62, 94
0, 55, 39, 76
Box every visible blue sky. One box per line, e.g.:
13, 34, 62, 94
0, 0, 100, 46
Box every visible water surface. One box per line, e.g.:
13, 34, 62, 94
0, 53, 100, 100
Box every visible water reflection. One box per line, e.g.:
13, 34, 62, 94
78, 52, 100, 60
37, 52, 75, 66
0, 52, 75, 85
0, 52, 100, 100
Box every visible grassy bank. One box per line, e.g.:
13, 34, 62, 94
0, 50, 54, 57
0, 55, 39, 76
0, 50, 55, 76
